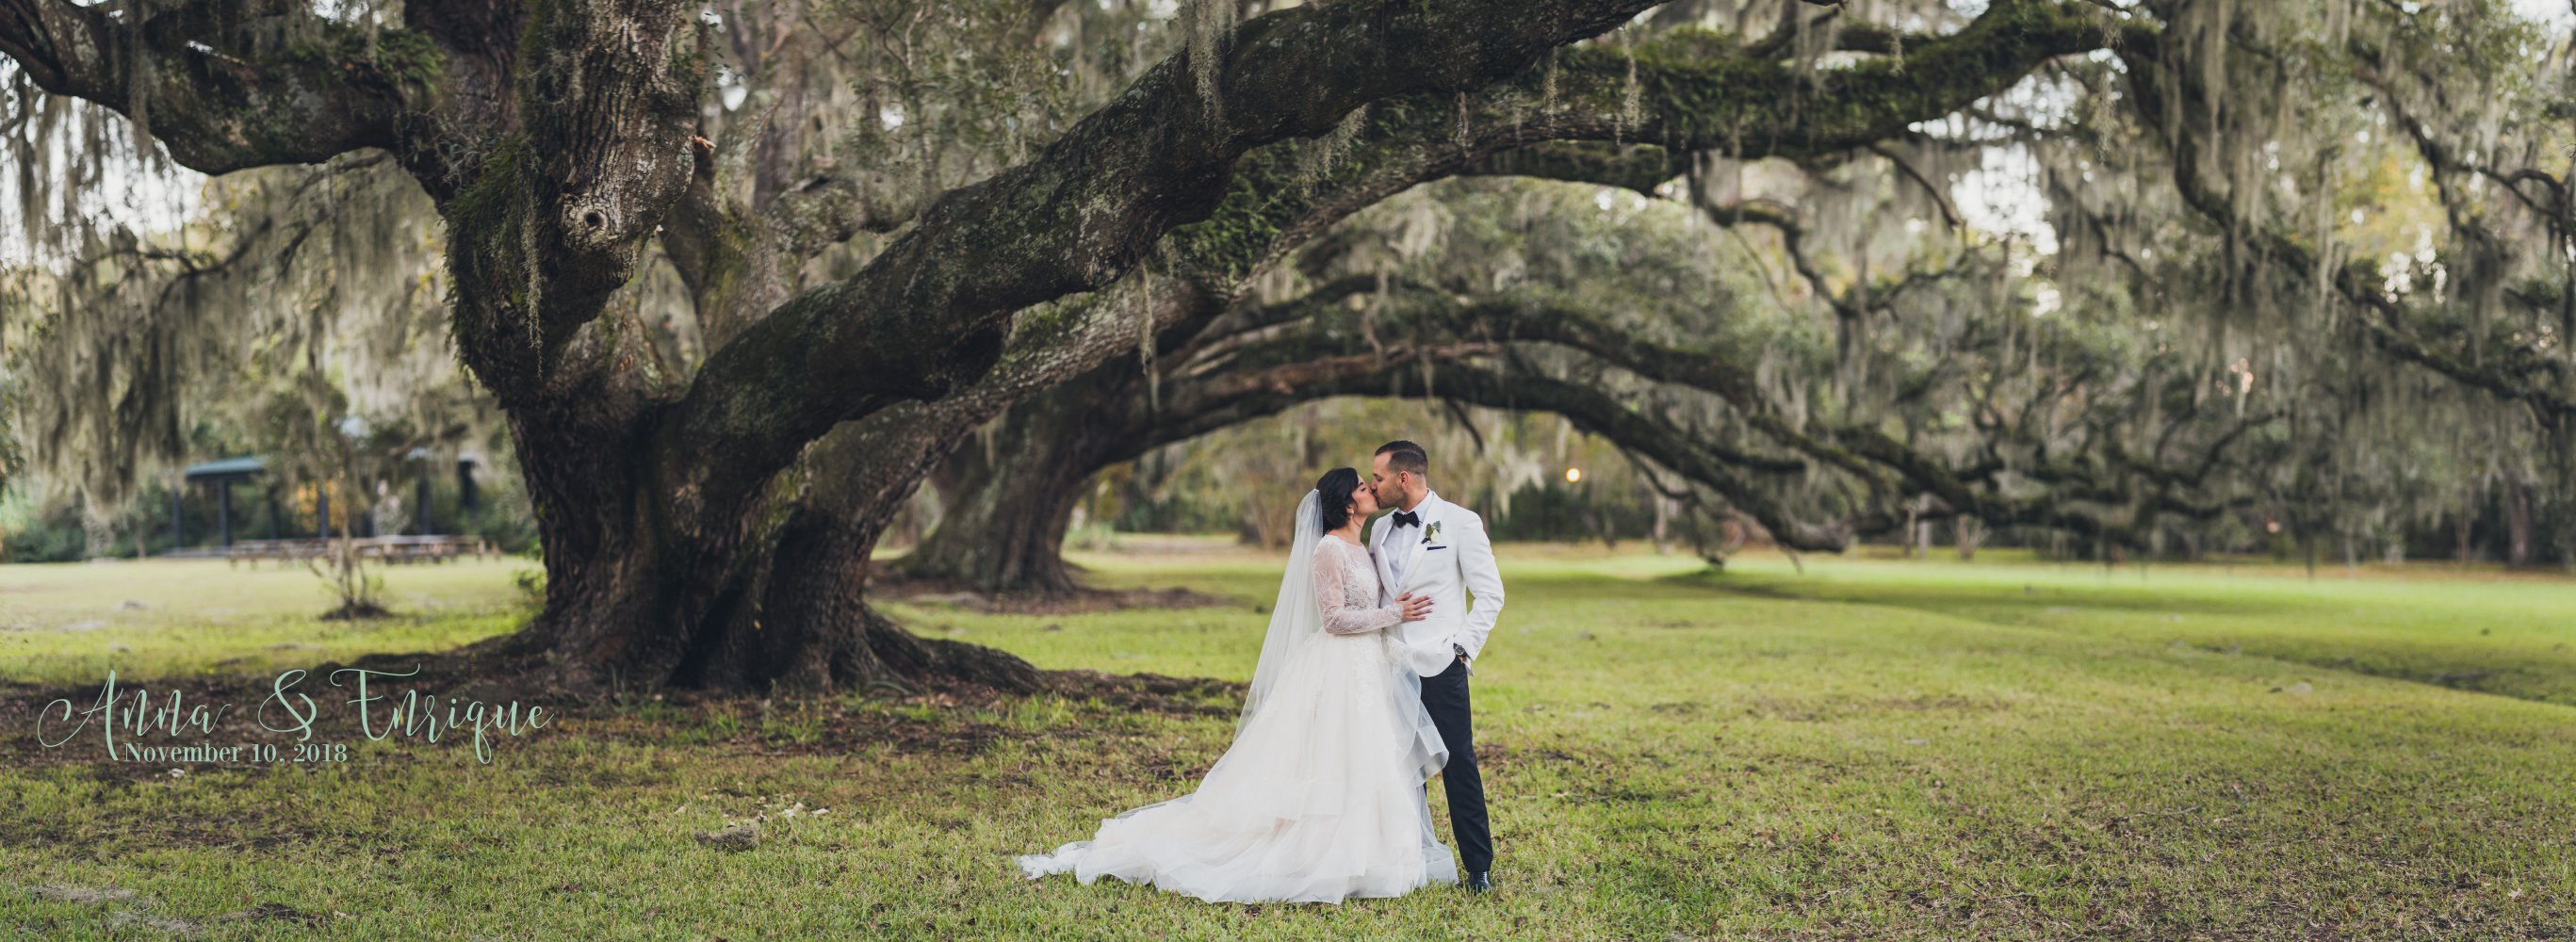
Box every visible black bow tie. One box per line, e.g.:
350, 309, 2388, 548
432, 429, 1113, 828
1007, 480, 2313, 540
1389, 510, 1421, 528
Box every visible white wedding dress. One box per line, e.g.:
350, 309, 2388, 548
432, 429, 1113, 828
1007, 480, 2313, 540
1016, 490, 1458, 903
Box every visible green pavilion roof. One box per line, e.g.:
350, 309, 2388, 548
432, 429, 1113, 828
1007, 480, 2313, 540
182, 456, 266, 479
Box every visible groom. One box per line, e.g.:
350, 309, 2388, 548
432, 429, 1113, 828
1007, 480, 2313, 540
1367, 440, 1502, 894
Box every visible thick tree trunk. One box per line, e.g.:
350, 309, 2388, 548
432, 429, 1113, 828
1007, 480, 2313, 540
528, 520, 1038, 696
904, 445, 1092, 593
510, 398, 1040, 695
902, 371, 1148, 593
678, 494, 1041, 694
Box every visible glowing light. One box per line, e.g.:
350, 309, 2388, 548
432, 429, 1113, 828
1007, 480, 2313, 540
1565, 468, 1583, 483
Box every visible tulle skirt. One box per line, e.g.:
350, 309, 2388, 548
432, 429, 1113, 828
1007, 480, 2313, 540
1016, 632, 1456, 904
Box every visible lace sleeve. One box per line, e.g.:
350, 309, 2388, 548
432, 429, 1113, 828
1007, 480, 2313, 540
1314, 540, 1403, 636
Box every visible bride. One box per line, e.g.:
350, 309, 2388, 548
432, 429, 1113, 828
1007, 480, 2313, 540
1015, 468, 1459, 903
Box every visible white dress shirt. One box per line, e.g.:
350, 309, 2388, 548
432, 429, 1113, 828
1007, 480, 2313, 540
1382, 511, 1420, 587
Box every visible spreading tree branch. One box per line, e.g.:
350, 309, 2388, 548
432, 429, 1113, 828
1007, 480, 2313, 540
0, 0, 410, 172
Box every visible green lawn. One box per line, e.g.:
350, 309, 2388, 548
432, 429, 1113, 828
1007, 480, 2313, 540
2, 546, 2571, 939
0, 558, 533, 687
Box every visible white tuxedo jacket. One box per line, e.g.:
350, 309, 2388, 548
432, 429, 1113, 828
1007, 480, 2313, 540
1370, 491, 1505, 677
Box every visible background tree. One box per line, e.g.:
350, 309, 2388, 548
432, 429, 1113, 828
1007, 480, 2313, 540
903, 0, 2576, 592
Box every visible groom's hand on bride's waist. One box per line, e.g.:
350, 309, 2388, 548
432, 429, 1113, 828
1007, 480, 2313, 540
1398, 592, 1435, 622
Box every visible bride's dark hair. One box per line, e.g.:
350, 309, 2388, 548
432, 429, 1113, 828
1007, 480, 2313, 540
1314, 467, 1361, 531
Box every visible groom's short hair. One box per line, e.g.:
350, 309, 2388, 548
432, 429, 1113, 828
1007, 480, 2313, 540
1374, 440, 1428, 478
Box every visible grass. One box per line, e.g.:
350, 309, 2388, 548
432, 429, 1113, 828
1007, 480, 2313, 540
1, 546, 2572, 939
0, 557, 532, 686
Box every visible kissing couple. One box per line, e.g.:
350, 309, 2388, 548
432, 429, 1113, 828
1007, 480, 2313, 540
1018, 440, 1504, 903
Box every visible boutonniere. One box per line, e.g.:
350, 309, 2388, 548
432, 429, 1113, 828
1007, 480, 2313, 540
1422, 521, 1443, 544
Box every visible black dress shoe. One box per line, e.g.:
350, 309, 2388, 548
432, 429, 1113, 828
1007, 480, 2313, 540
1463, 871, 1492, 894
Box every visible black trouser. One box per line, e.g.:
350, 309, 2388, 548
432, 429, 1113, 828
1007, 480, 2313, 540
1420, 658, 1492, 874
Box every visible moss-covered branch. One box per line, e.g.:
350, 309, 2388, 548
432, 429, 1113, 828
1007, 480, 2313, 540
0, 0, 416, 173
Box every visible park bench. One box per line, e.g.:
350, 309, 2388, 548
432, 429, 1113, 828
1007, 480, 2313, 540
366, 535, 496, 563
226, 539, 329, 567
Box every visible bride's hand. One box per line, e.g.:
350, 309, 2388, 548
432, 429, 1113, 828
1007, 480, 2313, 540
1398, 593, 1434, 622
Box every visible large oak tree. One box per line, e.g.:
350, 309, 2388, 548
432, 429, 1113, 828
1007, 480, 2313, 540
7, 0, 2568, 697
